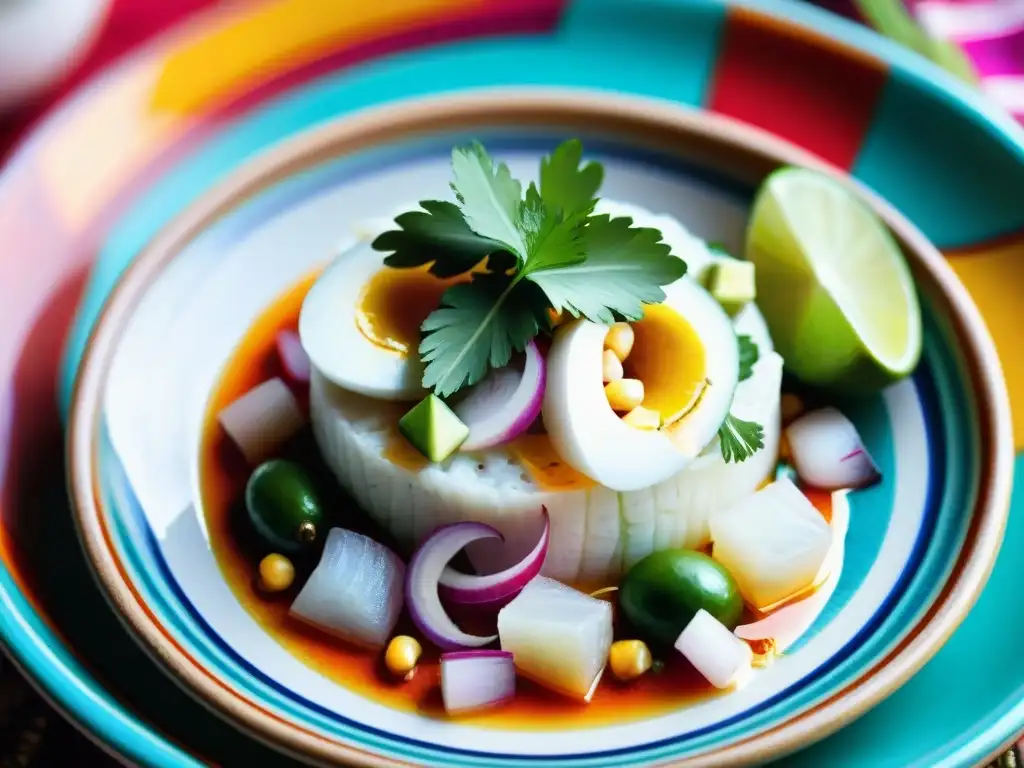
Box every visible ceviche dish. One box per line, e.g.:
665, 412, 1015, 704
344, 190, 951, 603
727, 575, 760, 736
201, 139, 922, 723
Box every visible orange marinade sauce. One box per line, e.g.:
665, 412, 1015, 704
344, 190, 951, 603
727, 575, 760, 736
199, 271, 830, 728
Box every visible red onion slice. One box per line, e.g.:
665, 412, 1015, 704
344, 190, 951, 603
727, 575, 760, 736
438, 509, 549, 608
785, 407, 881, 491
440, 650, 516, 714
453, 340, 545, 451
405, 522, 502, 650
276, 330, 311, 384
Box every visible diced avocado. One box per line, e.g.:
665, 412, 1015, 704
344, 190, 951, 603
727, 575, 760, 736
707, 259, 756, 316
399, 395, 469, 462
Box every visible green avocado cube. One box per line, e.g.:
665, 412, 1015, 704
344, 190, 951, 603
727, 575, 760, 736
398, 395, 469, 462
707, 259, 756, 316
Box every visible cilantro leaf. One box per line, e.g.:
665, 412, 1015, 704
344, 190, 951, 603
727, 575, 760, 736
526, 215, 687, 324
718, 414, 765, 463
540, 139, 603, 218
419, 273, 548, 398
738, 335, 758, 382
518, 183, 586, 275
450, 143, 527, 262
372, 200, 504, 278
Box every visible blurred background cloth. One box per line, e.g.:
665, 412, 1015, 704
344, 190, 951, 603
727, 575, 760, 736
2, 0, 1024, 155
0, 0, 1021, 765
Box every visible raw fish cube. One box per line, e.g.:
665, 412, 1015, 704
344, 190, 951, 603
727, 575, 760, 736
497, 577, 613, 701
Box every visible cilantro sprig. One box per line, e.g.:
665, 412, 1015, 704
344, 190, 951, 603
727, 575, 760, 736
372, 139, 686, 397
373, 139, 764, 464
718, 414, 765, 463
738, 335, 758, 382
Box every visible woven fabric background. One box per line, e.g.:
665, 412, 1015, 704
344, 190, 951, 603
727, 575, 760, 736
0, 0, 1020, 765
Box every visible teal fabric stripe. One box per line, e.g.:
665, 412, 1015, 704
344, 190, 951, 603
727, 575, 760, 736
853, 72, 1024, 248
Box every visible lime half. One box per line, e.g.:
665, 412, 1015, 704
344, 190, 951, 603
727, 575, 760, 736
745, 167, 922, 392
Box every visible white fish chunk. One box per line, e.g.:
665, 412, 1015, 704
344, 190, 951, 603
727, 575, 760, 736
497, 577, 613, 701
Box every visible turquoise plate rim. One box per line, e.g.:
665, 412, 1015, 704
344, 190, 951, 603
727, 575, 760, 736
84, 126, 956, 766
65, 88, 1011, 767
0, 0, 1013, 765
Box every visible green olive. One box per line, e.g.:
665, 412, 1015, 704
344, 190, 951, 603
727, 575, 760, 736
619, 549, 743, 648
245, 459, 324, 553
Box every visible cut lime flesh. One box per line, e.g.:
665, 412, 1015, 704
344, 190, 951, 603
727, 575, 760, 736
745, 167, 922, 390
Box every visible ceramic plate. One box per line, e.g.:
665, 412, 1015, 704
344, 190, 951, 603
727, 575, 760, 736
67, 91, 1011, 767
0, 0, 1019, 766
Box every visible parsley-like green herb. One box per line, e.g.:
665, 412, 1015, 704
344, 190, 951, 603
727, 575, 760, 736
539, 138, 603, 218
374, 139, 688, 398
738, 335, 758, 382
450, 142, 528, 263
718, 414, 765, 463
527, 215, 685, 323
371, 201, 505, 278
419, 274, 549, 397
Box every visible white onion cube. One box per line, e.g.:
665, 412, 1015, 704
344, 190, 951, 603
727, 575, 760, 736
218, 377, 306, 464
290, 528, 405, 649
709, 477, 831, 610
497, 577, 612, 701
675, 609, 753, 689
440, 653, 516, 714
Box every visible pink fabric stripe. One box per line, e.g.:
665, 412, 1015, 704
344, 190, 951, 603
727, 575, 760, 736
961, 27, 1024, 76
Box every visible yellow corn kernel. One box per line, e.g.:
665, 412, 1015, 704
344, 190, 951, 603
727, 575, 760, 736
602, 349, 624, 383
605, 378, 644, 411
780, 393, 805, 424
605, 322, 635, 361
385, 635, 422, 681
258, 553, 295, 593
609, 640, 652, 682
622, 405, 660, 430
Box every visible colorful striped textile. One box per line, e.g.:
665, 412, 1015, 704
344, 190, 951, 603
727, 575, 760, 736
852, 0, 1024, 121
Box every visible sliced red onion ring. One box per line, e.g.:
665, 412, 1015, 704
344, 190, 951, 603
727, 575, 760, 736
438, 509, 549, 609
785, 407, 881, 491
453, 340, 545, 451
440, 650, 516, 714
276, 330, 311, 384
406, 522, 502, 650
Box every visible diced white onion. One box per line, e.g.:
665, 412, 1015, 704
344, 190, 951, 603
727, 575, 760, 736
440, 651, 516, 714
675, 609, 753, 689
497, 577, 612, 701
218, 377, 306, 465
289, 528, 405, 649
709, 478, 832, 610
786, 407, 880, 490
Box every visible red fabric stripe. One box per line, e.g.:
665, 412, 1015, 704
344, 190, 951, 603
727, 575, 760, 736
708, 8, 888, 169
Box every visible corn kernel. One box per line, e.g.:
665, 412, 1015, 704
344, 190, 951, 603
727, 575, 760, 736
602, 349, 624, 383
622, 406, 660, 430
609, 640, 652, 682
258, 554, 295, 593
605, 322, 634, 361
605, 378, 644, 411
385, 635, 422, 681
780, 393, 805, 424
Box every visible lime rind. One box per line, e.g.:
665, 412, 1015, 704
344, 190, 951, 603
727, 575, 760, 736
746, 168, 922, 388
